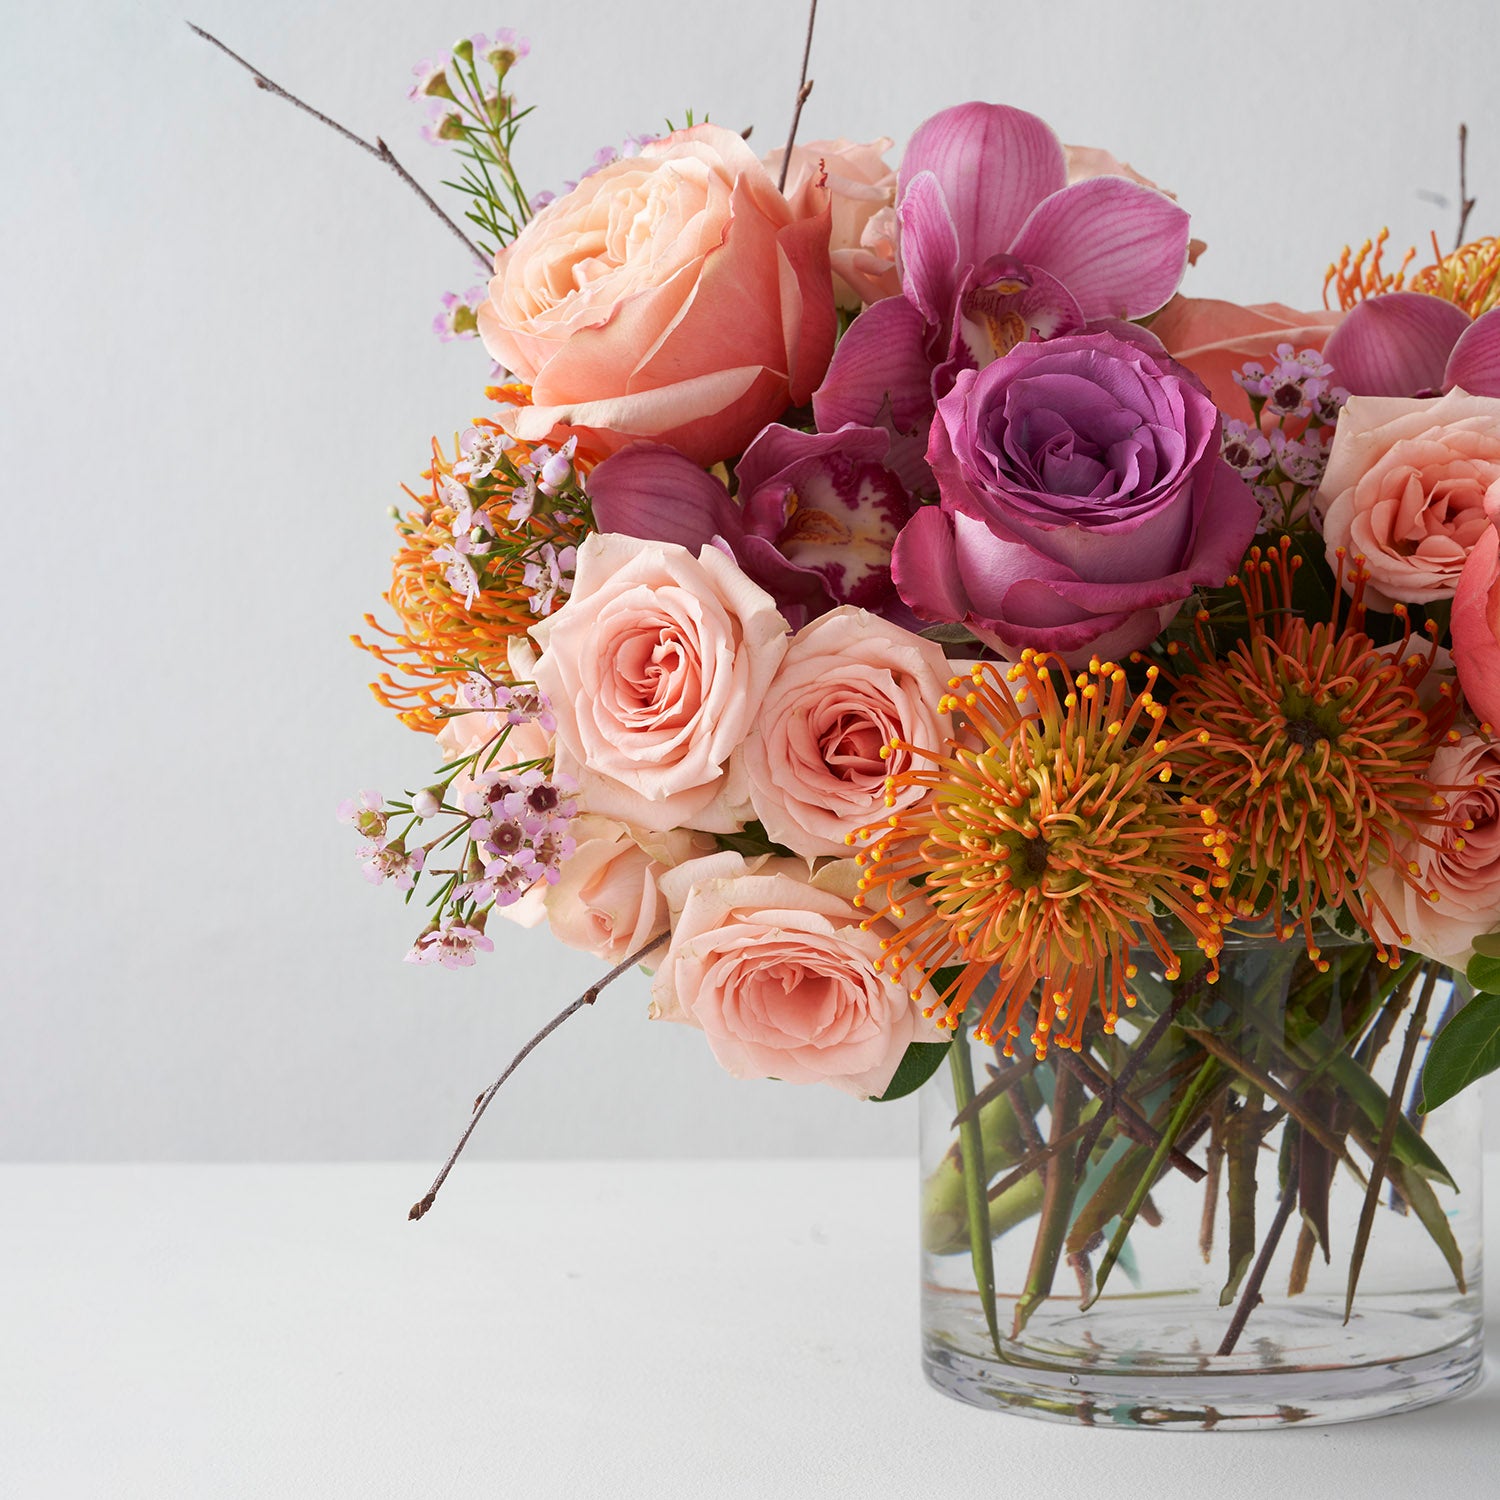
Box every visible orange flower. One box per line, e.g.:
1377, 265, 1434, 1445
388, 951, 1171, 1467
354, 405, 589, 733
853, 655, 1233, 1059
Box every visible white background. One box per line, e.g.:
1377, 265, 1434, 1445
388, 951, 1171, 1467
5, 0, 1500, 1162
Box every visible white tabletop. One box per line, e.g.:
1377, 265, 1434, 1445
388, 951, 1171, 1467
2, 1160, 1496, 1498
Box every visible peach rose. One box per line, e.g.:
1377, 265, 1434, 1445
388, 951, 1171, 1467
735, 607, 953, 857
768, 137, 900, 309
530, 533, 789, 834
1453, 521, 1500, 727
522, 816, 715, 963
1151, 296, 1344, 424
1315, 389, 1500, 608
479, 124, 837, 466
651, 852, 938, 1097
1369, 736, 1500, 966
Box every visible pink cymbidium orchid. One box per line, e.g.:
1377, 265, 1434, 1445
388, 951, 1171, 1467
1323, 292, 1500, 398
585, 424, 915, 627
812, 102, 1192, 489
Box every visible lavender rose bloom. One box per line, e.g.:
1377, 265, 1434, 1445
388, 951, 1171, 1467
894, 329, 1260, 660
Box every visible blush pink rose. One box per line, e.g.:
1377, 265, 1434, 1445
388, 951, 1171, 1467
479, 124, 837, 466
736, 607, 953, 857
768, 137, 900, 309
523, 816, 715, 963
1315, 389, 1500, 608
1453, 522, 1500, 727
1151, 296, 1344, 424
530, 533, 789, 834
1369, 736, 1500, 965
650, 853, 938, 1098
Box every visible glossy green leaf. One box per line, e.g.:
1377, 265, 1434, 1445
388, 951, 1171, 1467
875, 1041, 952, 1102
1470, 931, 1500, 960
1465, 950, 1500, 994
1421, 992, 1500, 1113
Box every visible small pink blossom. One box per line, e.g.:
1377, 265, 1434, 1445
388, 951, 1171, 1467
337, 789, 389, 845
360, 840, 424, 890
405, 921, 495, 969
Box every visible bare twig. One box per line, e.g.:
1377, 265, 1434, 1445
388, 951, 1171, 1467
1342, 963, 1440, 1320
187, 23, 490, 270
1217, 1145, 1301, 1356
1057, 1050, 1206, 1183
1456, 124, 1477, 252
408, 932, 668, 1221
775, 0, 819, 193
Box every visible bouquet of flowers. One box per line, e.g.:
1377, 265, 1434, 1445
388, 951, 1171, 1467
202, 11, 1499, 1425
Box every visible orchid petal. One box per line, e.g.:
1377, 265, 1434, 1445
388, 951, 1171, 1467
587, 443, 744, 550
1323, 292, 1471, 397
896, 170, 962, 327
1009, 177, 1190, 321
1444, 307, 1500, 397
897, 103, 1067, 272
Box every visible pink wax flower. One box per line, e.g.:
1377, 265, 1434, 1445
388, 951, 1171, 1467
1150, 297, 1345, 424
529, 533, 790, 834
1368, 734, 1500, 967
813, 102, 1191, 489
735, 607, 954, 858
1453, 521, 1500, 727
650, 853, 940, 1099
478, 124, 837, 466
768, 136, 901, 309
896, 329, 1259, 661
1315, 389, 1500, 608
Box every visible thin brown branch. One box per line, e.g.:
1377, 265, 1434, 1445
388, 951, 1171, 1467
1217, 1146, 1301, 1356
1456, 123, 1477, 252
949, 1053, 1036, 1129
1342, 962, 1440, 1319
775, 0, 819, 193
1071, 977, 1201, 1177
1057, 1050, 1206, 1183
187, 22, 490, 270
408, 932, 668, 1221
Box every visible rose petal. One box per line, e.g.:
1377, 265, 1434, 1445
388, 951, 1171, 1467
1451, 524, 1500, 726
1323, 292, 1472, 397
1008, 176, 1191, 321
897, 103, 1067, 273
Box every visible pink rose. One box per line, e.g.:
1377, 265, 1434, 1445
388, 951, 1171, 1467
1453, 522, 1500, 726
524, 816, 715, 963
1151, 296, 1344, 424
530, 533, 789, 833
479, 124, 837, 466
768, 137, 900, 309
736, 607, 953, 857
1316, 389, 1500, 608
651, 853, 938, 1098
1369, 736, 1500, 966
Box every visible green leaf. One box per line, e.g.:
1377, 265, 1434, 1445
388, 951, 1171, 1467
1421, 992, 1500, 1113
874, 1041, 952, 1102
1465, 950, 1500, 994
1471, 931, 1500, 960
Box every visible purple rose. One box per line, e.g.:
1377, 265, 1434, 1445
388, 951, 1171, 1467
894, 330, 1259, 661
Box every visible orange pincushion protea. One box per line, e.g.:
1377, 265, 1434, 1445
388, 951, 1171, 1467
1163, 539, 1459, 960
354, 405, 589, 734
853, 654, 1233, 1060
1326, 228, 1500, 320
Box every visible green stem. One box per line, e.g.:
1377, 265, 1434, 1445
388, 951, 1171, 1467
1083, 1055, 1222, 1309
1014, 1065, 1084, 1336
948, 1019, 1002, 1356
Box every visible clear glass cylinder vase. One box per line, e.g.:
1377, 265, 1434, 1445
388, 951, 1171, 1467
919, 934, 1484, 1429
